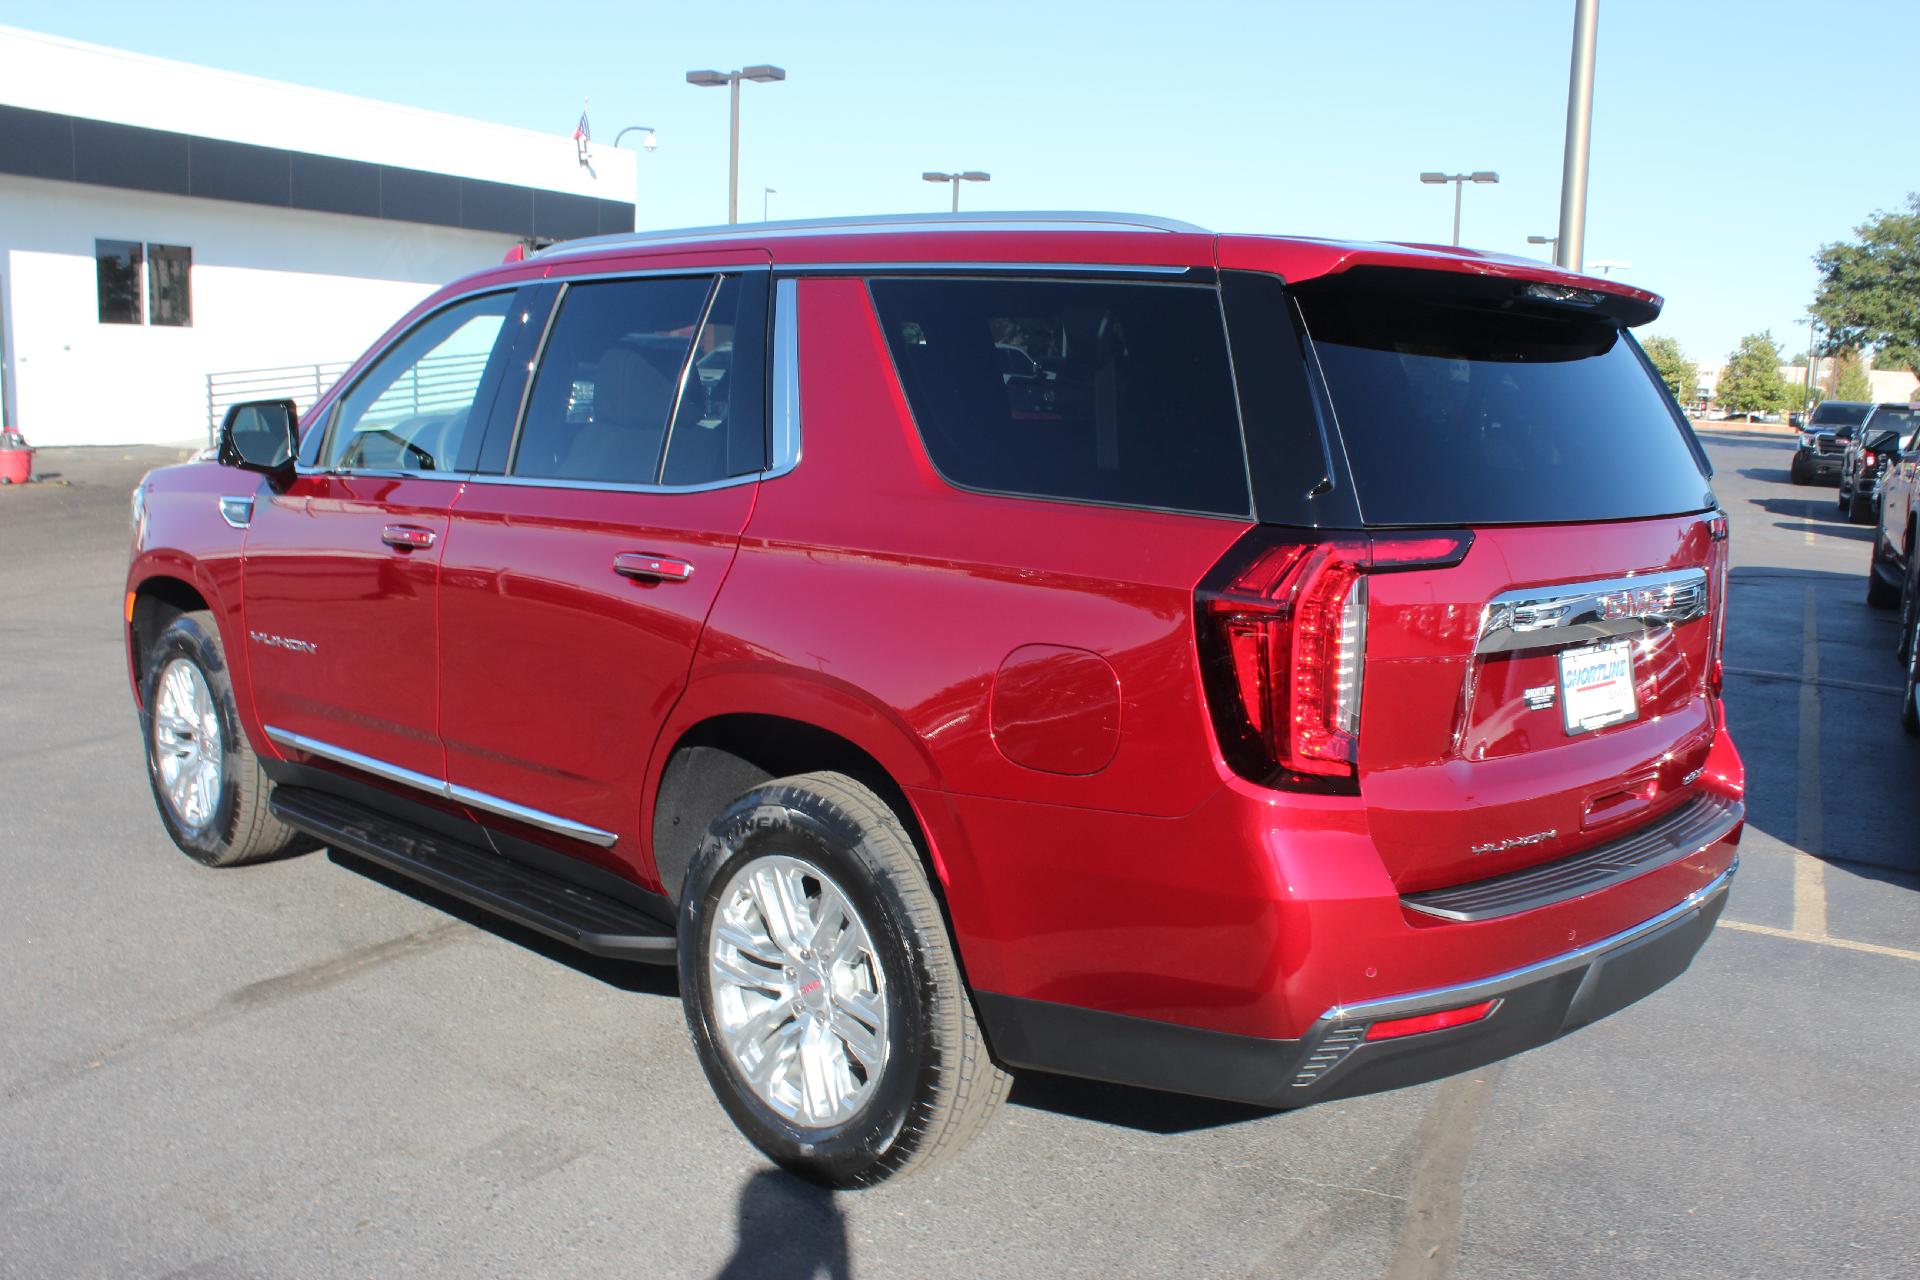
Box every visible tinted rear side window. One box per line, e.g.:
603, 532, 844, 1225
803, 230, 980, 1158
869, 277, 1251, 517
1293, 272, 1713, 526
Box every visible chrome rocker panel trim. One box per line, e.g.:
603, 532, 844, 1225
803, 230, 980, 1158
263, 726, 618, 848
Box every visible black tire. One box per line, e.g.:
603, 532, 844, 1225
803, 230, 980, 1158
1837, 481, 1851, 512
1869, 542, 1903, 610
1848, 489, 1875, 525
139, 611, 302, 867
1904, 575, 1920, 736
1902, 550, 1920, 663
678, 771, 1009, 1187
1790, 456, 1809, 485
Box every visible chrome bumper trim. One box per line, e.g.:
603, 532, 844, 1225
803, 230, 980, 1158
1324, 857, 1737, 1027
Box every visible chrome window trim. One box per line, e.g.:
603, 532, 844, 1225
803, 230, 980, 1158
459, 470, 760, 496
769, 277, 802, 477
1315, 859, 1736, 1029
264, 726, 618, 848
1477, 566, 1710, 655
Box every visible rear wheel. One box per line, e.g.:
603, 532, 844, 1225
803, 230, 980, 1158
140, 611, 302, 866
1848, 488, 1875, 525
1903, 598, 1920, 736
678, 771, 1009, 1187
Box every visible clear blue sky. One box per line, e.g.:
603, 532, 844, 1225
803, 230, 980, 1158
10, 0, 1916, 366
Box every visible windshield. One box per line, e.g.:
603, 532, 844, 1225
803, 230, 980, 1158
1292, 275, 1712, 526
1809, 402, 1870, 427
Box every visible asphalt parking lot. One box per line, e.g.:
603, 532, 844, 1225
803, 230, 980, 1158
2, 433, 1917, 1280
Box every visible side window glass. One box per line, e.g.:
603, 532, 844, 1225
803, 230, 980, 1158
869, 277, 1252, 516
512, 276, 714, 485
326, 293, 511, 472
660, 275, 746, 486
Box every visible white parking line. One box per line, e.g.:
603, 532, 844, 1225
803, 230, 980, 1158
1720, 919, 1920, 964
1793, 587, 1830, 938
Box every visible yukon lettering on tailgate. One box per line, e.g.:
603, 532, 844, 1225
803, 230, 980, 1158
1470, 829, 1558, 856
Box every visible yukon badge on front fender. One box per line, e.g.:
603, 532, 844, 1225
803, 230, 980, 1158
250, 630, 316, 655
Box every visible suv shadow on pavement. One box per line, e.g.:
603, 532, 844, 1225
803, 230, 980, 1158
1746, 495, 1875, 542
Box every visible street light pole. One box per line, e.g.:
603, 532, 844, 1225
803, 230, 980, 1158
1555, 0, 1600, 272
922, 170, 991, 211
1419, 171, 1499, 246
1527, 233, 1559, 259
763, 187, 776, 221
686, 65, 786, 224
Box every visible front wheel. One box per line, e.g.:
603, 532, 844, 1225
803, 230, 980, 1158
1790, 456, 1809, 485
140, 611, 302, 866
678, 772, 1009, 1187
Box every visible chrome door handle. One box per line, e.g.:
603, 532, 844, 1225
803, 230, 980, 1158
381, 524, 436, 550
613, 552, 694, 583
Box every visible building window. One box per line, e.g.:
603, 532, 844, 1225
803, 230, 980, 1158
149, 245, 192, 327
96, 240, 193, 327
96, 239, 144, 325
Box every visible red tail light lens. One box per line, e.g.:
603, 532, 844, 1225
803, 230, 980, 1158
1196, 528, 1471, 792
1864, 451, 1878, 467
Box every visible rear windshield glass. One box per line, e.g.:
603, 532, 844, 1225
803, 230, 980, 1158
869, 277, 1251, 517
1865, 408, 1918, 439
1292, 275, 1713, 526
1809, 402, 1870, 426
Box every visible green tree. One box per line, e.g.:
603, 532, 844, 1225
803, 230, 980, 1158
1812, 194, 1920, 375
1718, 332, 1790, 414
1641, 335, 1699, 404
1834, 351, 1873, 401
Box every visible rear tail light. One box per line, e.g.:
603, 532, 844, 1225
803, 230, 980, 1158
1864, 451, 1878, 467
1196, 528, 1472, 792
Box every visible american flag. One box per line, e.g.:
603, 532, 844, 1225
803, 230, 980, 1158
573, 109, 590, 144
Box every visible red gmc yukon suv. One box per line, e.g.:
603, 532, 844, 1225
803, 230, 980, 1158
125, 213, 1744, 1186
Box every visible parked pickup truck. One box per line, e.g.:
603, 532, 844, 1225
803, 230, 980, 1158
125, 213, 1745, 1186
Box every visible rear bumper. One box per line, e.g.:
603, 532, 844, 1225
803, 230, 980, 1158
977, 860, 1734, 1107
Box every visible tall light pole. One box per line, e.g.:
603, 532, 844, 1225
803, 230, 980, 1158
1527, 233, 1558, 259
1419, 171, 1499, 246
763, 187, 776, 221
923, 170, 990, 212
686, 65, 786, 224
1555, 0, 1600, 272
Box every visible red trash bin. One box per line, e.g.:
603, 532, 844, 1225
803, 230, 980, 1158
0, 429, 32, 485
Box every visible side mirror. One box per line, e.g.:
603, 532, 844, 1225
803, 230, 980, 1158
218, 400, 298, 485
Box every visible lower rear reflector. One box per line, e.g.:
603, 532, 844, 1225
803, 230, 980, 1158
1363, 999, 1499, 1042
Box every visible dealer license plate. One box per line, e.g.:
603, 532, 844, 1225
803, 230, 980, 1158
1557, 640, 1638, 736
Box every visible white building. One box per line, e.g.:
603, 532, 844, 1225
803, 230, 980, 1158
0, 27, 636, 447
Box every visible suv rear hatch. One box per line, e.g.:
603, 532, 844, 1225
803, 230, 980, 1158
1201, 266, 1729, 894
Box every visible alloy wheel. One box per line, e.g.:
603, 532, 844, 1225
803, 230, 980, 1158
707, 854, 890, 1128
152, 657, 223, 832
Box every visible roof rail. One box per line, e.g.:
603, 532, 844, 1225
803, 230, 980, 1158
537, 210, 1210, 258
